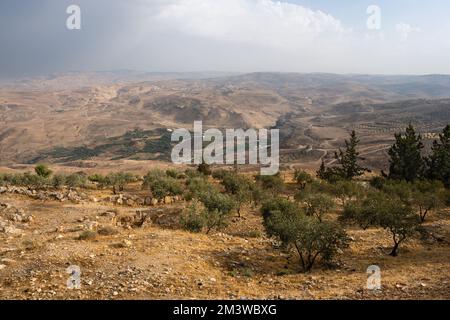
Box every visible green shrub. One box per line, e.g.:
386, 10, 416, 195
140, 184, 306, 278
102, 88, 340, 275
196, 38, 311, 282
143, 170, 183, 200
294, 170, 313, 190
221, 173, 254, 216
52, 174, 67, 188
261, 198, 304, 242
35, 164, 53, 178
184, 176, 215, 201
166, 169, 179, 179
212, 169, 229, 180
180, 201, 206, 233
198, 190, 235, 234
255, 173, 284, 195
369, 176, 387, 190
298, 193, 335, 222
184, 168, 203, 179
331, 180, 366, 207
379, 179, 446, 223
340, 192, 384, 230
66, 173, 88, 189
261, 198, 349, 272
340, 191, 420, 256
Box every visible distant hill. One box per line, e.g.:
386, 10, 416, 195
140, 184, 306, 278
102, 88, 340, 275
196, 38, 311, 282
0, 72, 449, 168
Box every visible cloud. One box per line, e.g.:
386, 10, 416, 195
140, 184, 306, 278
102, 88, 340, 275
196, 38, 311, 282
396, 23, 421, 41
152, 0, 345, 50
3, 0, 450, 76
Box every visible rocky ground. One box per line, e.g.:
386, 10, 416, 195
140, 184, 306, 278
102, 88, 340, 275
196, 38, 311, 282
1, 188, 450, 300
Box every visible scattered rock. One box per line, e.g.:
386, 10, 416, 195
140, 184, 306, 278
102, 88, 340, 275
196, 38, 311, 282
78, 231, 97, 241
1, 258, 16, 266
97, 226, 119, 236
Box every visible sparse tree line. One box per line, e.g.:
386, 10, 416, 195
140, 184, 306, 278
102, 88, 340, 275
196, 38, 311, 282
0, 124, 448, 274
0, 166, 139, 191
318, 124, 450, 187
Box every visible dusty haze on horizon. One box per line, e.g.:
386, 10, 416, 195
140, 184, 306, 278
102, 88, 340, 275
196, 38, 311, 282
1, 0, 450, 78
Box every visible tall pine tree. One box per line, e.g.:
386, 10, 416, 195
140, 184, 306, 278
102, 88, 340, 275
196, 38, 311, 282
388, 124, 425, 182
427, 125, 450, 188
334, 130, 367, 180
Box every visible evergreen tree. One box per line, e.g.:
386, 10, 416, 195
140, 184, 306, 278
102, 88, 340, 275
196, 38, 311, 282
316, 160, 327, 180
197, 160, 212, 176
388, 124, 425, 182
334, 131, 367, 180
427, 125, 450, 188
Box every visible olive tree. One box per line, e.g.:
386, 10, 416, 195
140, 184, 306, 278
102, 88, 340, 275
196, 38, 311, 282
255, 173, 285, 195
198, 189, 235, 234
143, 170, 183, 201
410, 180, 446, 223
380, 180, 445, 223
341, 191, 420, 256
261, 198, 349, 272
220, 173, 254, 217
331, 180, 366, 207
296, 192, 335, 222
294, 170, 313, 190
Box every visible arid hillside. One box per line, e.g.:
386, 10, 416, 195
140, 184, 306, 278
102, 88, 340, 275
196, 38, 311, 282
0, 169, 449, 300
1, 72, 450, 171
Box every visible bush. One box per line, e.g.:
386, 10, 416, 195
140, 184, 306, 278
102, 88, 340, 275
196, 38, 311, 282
261, 198, 304, 242
380, 179, 446, 223
166, 169, 179, 179
180, 201, 206, 233
378, 202, 420, 257
294, 219, 349, 272
410, 180, 446, 222
88, 174, 104, 183
249, 183, 266, 207
184, 176, 215, 201
184, 168, 204, 179
35, 164, 53, 178
212, 169, 229, 180
340, 191, 385, 230
316, 161, 344, 184
298, 192, 335, 222
143, 170, 183, 200
221, 173, 254, 216
198, 189, 235, 234
255, 173, 284, 195
294, 170, 313, 190
0, 172, 50, 189
197, 162, 212, 176
300, 179, 335, 196
261, 198, 349, 272
331, 180, 366, 207
107, 172, 136, 193
66, 173, 88, 189
52, 174, 67, 188
340, 191, 420, 256
369, 176, 387, 190
23, 173, 49, 189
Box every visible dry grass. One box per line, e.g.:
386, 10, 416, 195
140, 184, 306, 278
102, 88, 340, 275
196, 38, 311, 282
0, 188, 449, 300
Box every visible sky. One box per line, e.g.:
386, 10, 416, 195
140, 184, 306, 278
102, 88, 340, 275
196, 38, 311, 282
1, 0, 450, 77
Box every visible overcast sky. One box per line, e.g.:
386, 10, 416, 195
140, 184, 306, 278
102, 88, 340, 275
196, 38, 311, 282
1, 0, 450, 77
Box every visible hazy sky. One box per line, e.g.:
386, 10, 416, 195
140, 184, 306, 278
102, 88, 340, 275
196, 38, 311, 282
1, 0, 450, 77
